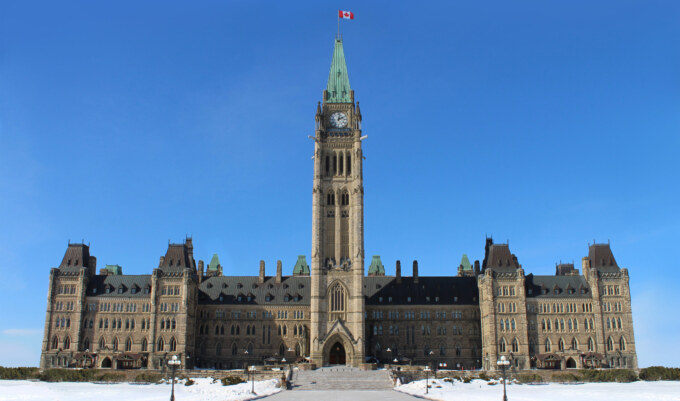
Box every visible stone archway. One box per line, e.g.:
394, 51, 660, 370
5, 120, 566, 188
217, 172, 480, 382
101, 357, 112, 368
329, 342, 346, 365
566, 357, 576, 369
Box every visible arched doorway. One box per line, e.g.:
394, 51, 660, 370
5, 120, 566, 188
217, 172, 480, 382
101, 357, 112, 368
329, 342, 346, 365
566, 358, 576, 369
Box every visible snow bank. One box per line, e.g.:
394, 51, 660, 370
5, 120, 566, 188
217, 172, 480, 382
396, 378, 680, 401
0, 377, 281, 401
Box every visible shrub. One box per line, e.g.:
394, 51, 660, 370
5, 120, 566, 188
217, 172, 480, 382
134, 372, 163, 383
184, 378, 195, 386
221, 376, 246, 386
96, 372, 126, 382
579, 369, 637, 383
39, 369, 96, 382
461, 376, 472, 383
0, 367, 40, 380
553, 373, 580, 383
639, 367, 680, 381
442, 377, 453, 383
516, 373, 543, 384
478, 372, 489, 381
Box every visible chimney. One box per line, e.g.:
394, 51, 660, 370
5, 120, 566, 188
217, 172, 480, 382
259, 260, 266, 284
159, 256, 165, 267
474, 260, 480, 276
276, 260, 282, 284
413, 260, 419, 284
395, 260, 402, 284
198, 260, 204, 283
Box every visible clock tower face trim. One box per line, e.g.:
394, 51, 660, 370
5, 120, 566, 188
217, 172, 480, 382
330, 112, 348, 128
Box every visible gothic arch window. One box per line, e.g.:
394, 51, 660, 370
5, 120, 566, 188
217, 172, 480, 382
547, 320, 552, 331
113, 337, 119, 351
529, 339, 536, 354
512, 338, 519, 353
545, 338, 551, 352
327, 192, 335, 206
588, 337, 595, 352
607, 337, 614, 351
558, 338, 565, 352
82, 338, 90, 351
141, 338, 148, 352
246, 326, 251, 336
329, 282, 347, 321
499, 338, 506, 353
571, 338, 578, 350
455, 344, 462, 357
236, 325, 240, 335
216, 342, 222, 356
232, 343, 238, 356
619, 337, 626, 351
157, 338, 164, 352
252, 326, 256, 336
346, 153, 351, 175
125, 337, 132, 352
511, 319, 516, 331
607, 318, 611, 329
99, 337, 105, 350
439, 343, 446, 356
568, 319, 573, 331
51, 336, 59, 350
341, 191, 349, 206
500, 320, 505, 331
424, 344, 431, 357
295, 343, 301, 356
170, 337, 177, 352
64, 336, 71, 350
574, 319, 578, 331
247, 342, 253, 354
617, 318, 622, 329
590, 318, 594, 330
279, 343, 285, 356
541, 319, 546, 331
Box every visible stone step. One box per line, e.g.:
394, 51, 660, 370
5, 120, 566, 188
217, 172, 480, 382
292, 367, 394, 390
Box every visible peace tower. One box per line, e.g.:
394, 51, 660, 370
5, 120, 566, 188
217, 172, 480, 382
309, 36, 366, 366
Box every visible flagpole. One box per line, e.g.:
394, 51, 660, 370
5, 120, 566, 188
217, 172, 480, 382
337, 14, 340, 38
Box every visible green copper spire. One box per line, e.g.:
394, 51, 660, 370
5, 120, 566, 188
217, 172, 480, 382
326, 38, 352, 103
207, 253, 220, 271
293, 255, 310, 276
368, 255, 385, 276
460, 254, 472, 271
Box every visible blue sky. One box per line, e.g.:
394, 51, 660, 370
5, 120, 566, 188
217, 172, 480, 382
0, 0, 678, 367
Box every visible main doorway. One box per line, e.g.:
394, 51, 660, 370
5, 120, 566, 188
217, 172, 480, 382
328, 342, 346, 365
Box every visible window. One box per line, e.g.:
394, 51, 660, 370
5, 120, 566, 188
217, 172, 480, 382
329, 282, 346, 320
588, 337, 595, 351
619, 337, 626, 351
125, 338, 132, 352
99, 337, 106, 350
232, 343, 238, 356
545, 338, 551, 352
170, 337, 177, 352
157, 338, 164, 352
64, 336, 71, 350
216, 342, 222, 356
113, 338, 119, 351
607, 337, 614, 351
512, 338, 519, 353
572, 338, 578, 350
142, 338, 148, 352
558, 338, 565, 351
499, 338, 506, 353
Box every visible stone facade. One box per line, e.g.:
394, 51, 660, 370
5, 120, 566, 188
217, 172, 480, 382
40, 37, 637, 372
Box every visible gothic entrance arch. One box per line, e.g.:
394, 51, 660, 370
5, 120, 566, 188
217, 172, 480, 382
328, 342, 346, 365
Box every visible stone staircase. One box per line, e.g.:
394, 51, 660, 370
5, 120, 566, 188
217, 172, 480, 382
291, 366, 394, 391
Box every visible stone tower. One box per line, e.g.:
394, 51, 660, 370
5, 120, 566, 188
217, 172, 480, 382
310, 36, 365, 366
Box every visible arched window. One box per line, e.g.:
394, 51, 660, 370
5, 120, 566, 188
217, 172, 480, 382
216, 342, 222, 356
558, 338, 565, 351
170, 337, 177, 352
294, 326, 297, 336
327, 192, 335, 206
236, 325, 240, 335
511, 319, 516, 331
559, 319, 564, 331
295, 343, 301, 356
279, 343, 285, 356
329, 282, 346, 321
619, 337, 626, 351
424, 344, 431, 356
529, 339, 535, 354
500, 320, 505, 331
247, 343, 253, 354
232, 343, 238, 356
547, 320, 552, 331
125, 338, 132, 352
541, 319, 546, 331
231, 325, 235, 335
571, 338, 578, 350
216, 325, 221, 335
545, 338, 551, 352
606, 337, 614, 351
51, 336, 59, 350
568, 319, 573, 331
606, 318, 611, 329
141, 338, 148, 352
99, 337, 105, 350
157, 338, 164, 352
251, 326, 256, 336
588, 337, 595, 351
64, 336, 71, 350
82, 338, 90, 351
455, 343, 462, 357
111, 337, 118, 351
617, 318, 622, 329
590, 318, 594, 330
512, 338, 519, 353
246, 326, 250, 336
574, 319, 578, 331
283, 325, 287, 336
499, 338, 506, 353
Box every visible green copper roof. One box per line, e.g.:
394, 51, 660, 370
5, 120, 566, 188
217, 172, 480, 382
207, 254, 220, 271
460, 254, 472, 271
326, 38, 352, 103
368, 255, 385, 276
104, 264, 122, 275
292, 255, 310, 275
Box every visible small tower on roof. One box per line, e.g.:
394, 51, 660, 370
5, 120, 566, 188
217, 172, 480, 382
293, 255, 310, 276
458, 254, 475, 277
206, 253, 222, 277
368, 255, 385, 276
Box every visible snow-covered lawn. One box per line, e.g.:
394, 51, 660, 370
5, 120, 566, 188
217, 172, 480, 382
0, 378, 281, 401
396, 378, 680, 401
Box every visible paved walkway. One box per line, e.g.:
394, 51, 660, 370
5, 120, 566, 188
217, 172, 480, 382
260, 366, 420, 400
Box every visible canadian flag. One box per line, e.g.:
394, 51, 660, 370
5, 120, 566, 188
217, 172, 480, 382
338, 10, 354, 20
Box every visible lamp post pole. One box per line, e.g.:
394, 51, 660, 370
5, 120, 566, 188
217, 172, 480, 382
167, 355, 181, 401
497, 355, 510, 401
424, 366, 431, 394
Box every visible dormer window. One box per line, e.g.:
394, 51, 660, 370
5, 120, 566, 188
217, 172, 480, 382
379, 297, 383, 302
426, 296, 430, 302
131, 287, 137, 294
528, 288, 533, 295
67, 259, 72, 266
294, 294, 301, 302
284, 295, 290, 302
117, 287, 124, 294
407, 297, 412, 303
92, 288, 97, 294
554, 288, 560, 295
222, 283, 228, 289
454, 296, 458, 302
237, 283, 243, 289
298, 284, 304, 289
219, 295, 224, 302
105, 286, 111, 294
144, 286, 150, 294
265, 294, 272, 302
237, 295, 243, 302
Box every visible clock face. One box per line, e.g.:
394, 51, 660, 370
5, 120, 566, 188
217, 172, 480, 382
330, 112, 348, 128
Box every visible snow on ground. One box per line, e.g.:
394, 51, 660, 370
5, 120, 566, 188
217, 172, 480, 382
0, 378, 281, 401
396, 378, 680, 401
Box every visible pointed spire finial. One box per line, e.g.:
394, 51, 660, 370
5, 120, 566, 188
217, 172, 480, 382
326, 37, 352, 103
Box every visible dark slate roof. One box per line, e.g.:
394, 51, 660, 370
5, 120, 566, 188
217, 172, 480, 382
484, 244, 519, 270
86, 275, 151, 297
59, 243, 91, 273
525, 274, 591, 298
364, 276, 479, 305
198, 276, 311, 305
159, 240, 196, 272
587, 244, 619, 273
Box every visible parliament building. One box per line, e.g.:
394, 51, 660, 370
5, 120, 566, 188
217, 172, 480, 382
40, 37, 638, 372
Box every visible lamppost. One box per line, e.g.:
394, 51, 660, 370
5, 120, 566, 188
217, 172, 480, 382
167, 355, 181, 401
244, 350, 255, 395
424, 366, 431, 394
429, 350, 435, 379
497, 355, 510, 401
386, 348, 392, 367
